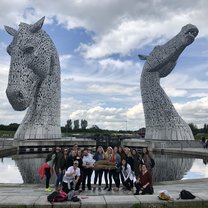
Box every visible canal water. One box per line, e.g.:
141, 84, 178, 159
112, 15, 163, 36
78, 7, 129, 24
0, 153, 208, 184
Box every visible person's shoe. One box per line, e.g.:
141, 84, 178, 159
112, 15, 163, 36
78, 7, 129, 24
121, 187, 126, 191
98, 186, 102, 192
134, 192, 139, 195
93, 187, 96, 192
113, 187, 119, 192
103, 186, 108, 190
88, 187, 92, 191
107, 187, 112, 191
45, 187, 52, 192
127, 191, 132, 195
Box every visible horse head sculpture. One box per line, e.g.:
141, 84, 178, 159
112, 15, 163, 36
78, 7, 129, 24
139, 24, 198, 140
5, 17, 61, 139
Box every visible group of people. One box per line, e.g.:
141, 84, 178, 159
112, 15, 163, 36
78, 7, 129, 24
39, 144, 154, 195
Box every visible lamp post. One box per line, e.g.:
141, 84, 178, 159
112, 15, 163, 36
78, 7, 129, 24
125, 120, 128, 132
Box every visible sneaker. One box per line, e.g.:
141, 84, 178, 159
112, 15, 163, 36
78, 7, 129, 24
45, 187, 52, 192
121, 187, 126, 191
103, 186, 108, 190
113, 187, 119, 192
107, 187, 112, 191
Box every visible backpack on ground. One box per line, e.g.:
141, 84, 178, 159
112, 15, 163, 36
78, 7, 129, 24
68, 190, 76, 201
179, 189, 196, 200
47, 191, 68, 204
68, 190, 80, 202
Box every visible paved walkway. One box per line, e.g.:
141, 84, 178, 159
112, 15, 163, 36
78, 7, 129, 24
0, 178, 208, 207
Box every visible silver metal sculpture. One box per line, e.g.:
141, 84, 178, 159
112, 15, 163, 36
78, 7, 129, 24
5, 17, 61, 139
139, 24, 198, 140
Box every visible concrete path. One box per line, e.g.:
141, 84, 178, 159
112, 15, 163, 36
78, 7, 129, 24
0, 178, 208, 207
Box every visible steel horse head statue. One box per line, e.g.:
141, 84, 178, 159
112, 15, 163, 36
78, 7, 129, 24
5, 17, 61, 139
139, 24, 199, 140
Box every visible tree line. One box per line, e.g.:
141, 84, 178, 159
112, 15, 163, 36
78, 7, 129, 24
1, 121, 208, 137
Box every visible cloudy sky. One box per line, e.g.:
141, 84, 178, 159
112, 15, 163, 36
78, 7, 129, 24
1, 0, 208, 130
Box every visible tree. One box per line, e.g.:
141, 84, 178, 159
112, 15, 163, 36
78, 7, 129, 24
81, 119, 88, 130
74, 120, 79, 130
65, 119, 72, 132
90, 125, 100, 130
188, 123, 198, 135
204, 124, 208, 133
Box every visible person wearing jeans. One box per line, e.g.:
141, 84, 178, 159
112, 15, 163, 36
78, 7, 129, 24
93, 146, 104, 191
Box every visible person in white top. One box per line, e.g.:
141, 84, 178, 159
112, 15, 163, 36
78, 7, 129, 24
62, 160, 80, 193
82, 149, 95, 191
121, 158, 134, 193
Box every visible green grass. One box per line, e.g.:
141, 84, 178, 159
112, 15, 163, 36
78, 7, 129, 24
131, 203, 203, 208
0, 130, 15, 138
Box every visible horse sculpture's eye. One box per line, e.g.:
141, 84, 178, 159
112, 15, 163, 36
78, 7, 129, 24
24, 46, 34, 54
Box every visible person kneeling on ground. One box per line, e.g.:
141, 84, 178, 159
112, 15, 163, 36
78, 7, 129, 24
62, 160, 80, 193
134, 164, 154, 195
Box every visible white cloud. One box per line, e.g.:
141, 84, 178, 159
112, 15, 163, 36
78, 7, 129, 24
88, 84, 136, 96
2, 0, 208, 58
99, 58, 137, 70
175, 97, 208, 127
1, 0, 208, 131
164, 87, 187, 97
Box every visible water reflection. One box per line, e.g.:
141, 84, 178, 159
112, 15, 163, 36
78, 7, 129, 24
12, 153, 194, 184
152, 153, 194, 182
13, 154, 56, 184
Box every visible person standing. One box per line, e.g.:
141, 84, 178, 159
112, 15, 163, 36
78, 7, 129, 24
112, 146, 121, 191
62, 160, 80, 193
104, 146, 114, 191
82, 149, 95, 191
93, 146, 104, 191
54, 147, 64, 190
38, 148, 56, 192
131, 149, 142, 178
142, 147, 153, 174
74, 149, 83, 191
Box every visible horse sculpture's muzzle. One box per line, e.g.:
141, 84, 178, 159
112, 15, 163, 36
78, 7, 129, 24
6, 87, 29, 111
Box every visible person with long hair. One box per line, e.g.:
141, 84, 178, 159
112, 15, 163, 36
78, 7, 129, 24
131, 149, 142, 178
118, 146, 126, 188
93, 146, 104, 191
54, 147, 64, 190
112, 146, 121, 191
38, 148, 56, 192
103, 146, 115, 191
121, 158, 133, 194
74, 149, 83, 191
134, 164, 154, 195
141, 147, 153, 174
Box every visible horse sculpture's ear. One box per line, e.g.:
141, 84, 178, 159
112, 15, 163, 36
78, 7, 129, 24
30, 16, 45, 33
4, 25, 17, 36
138, 54, 149, 60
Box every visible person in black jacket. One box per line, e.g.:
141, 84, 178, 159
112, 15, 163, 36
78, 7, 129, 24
54, 147, 64, 190
93, 146, 104, 191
